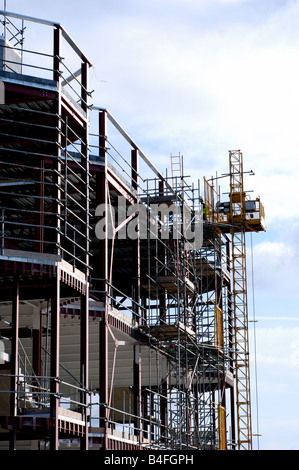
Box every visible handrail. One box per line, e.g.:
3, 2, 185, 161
0, 10, 92, 113
0, 10, 92, 65
92, 106, 174, 196
0, 372, 90, 410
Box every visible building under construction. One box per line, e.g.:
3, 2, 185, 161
0, 11, 265, 451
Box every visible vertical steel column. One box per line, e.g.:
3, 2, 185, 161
32, 310, 42, 384
142, 390, 149, 439
131, 147, 142, 441
80, 290, 89, 450
160, 359, 168, 445
49, 25, 62, 451
133, 344, 141, 440
226, 238, 236, 449
158, 179, 169, 443
131, 148, 141, 323
131, 148, 138, 192
9, 274, 19, 450
32, 310, 42, 414
98, 110, 109, 448
50, 266, 60, 450
50, 268, 60, 450
80, 59, 89, 451
53, 25, 62, 255
158, 179, 168, 324
34, 162, 44, 253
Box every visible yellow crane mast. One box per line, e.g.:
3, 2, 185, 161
204, 149, 265, 450
229, 150, 252, 450
225, 150, 265, 449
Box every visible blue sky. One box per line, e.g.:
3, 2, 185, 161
4, 0, 299, 450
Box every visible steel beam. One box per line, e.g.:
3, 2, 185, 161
80, 61, 89, 449
50, 269, 60, 451
80, 290, 89, 450
9, 274, 19, 450
98, 111, 109, 448
133, 343, 141, 439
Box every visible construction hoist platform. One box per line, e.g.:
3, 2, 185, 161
204, 149, 265, 450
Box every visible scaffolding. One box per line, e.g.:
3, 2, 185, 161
0, 11, 265, 451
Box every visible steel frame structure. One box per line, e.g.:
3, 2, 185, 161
0, 10, 91, 451
0, 11, 264, 451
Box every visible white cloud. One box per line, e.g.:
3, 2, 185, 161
84, 1, 299, 224
250, 235, 299, 294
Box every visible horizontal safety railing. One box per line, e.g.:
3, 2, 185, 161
0, 373, 90, 412
0, 10, 92, 112
89, 400, 222, 449
0, 103, 91, 270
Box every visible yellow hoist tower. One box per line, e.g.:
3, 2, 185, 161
228, 150, 265, 449
204, 149, 265, 450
